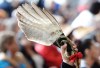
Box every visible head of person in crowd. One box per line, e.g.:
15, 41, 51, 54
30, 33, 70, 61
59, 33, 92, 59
17, 32, 45, 68
0, 31, 33, 68
0, 9, 8, 19
0, 0, 13, 17
80, 38, 100, 68
82, 38, 99, 59
89, 1, 100, 15
0, 31, 18, 53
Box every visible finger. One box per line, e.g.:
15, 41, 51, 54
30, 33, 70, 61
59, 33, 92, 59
72, 45, 78, 52
61, 44, 67, 55
73, 45, 77, 49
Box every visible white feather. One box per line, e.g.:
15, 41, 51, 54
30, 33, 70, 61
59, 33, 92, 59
16, 3, 63, 45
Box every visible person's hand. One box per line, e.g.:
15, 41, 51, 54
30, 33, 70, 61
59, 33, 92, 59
61, 43, 83, 66
61, 44, 74, 66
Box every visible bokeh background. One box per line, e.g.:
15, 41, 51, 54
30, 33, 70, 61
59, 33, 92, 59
0, 0, 100, 68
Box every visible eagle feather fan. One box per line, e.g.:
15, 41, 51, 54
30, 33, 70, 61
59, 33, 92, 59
17, 3, 63, 46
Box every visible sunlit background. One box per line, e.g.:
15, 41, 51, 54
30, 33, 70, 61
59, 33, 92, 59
0, 0, 100, 68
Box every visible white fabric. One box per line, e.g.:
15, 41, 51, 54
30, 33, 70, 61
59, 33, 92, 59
71, 10, 94, 29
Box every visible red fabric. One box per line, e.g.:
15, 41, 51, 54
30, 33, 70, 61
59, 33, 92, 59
34, 43, 62, 68
69, 52, 83, 63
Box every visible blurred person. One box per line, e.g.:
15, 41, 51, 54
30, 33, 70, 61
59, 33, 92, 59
0, 31, 32, 68
50, 1, 61, 14
71, 1, 100, 29
77, 0, 91, 12
34, 43, 62, 68
26, 0, 39, 4
12, 22, 19, 34
0, 22, 6, 31
20, 35, 45, 68
0, 0, 24, 17
61, 44, 76, 68
37, 0, 44, 8
44, 0, 70, 24
11, 0, 25, 9
62, 25, 83, 53
26, 0, 44, 8
80, 39, 100, 68
2, 16, 20, 33
60, 38, 100, 68
0, 0, 13, 17
60, 42, 83, 68
0, 9, 8, 19
93, 31, 100, 64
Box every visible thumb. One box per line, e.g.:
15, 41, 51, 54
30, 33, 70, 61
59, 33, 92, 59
61, 44, 67, 55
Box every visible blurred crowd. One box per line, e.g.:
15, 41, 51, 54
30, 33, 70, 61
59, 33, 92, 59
0, 0, 100, 68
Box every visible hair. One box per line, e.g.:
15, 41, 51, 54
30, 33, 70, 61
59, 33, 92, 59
89, 2, 100, 15
67, 29, 76, 40
74, 40, 83, 52
67, 31, 73, 40
81, 39, 93, 58
0, 31, 15, 52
